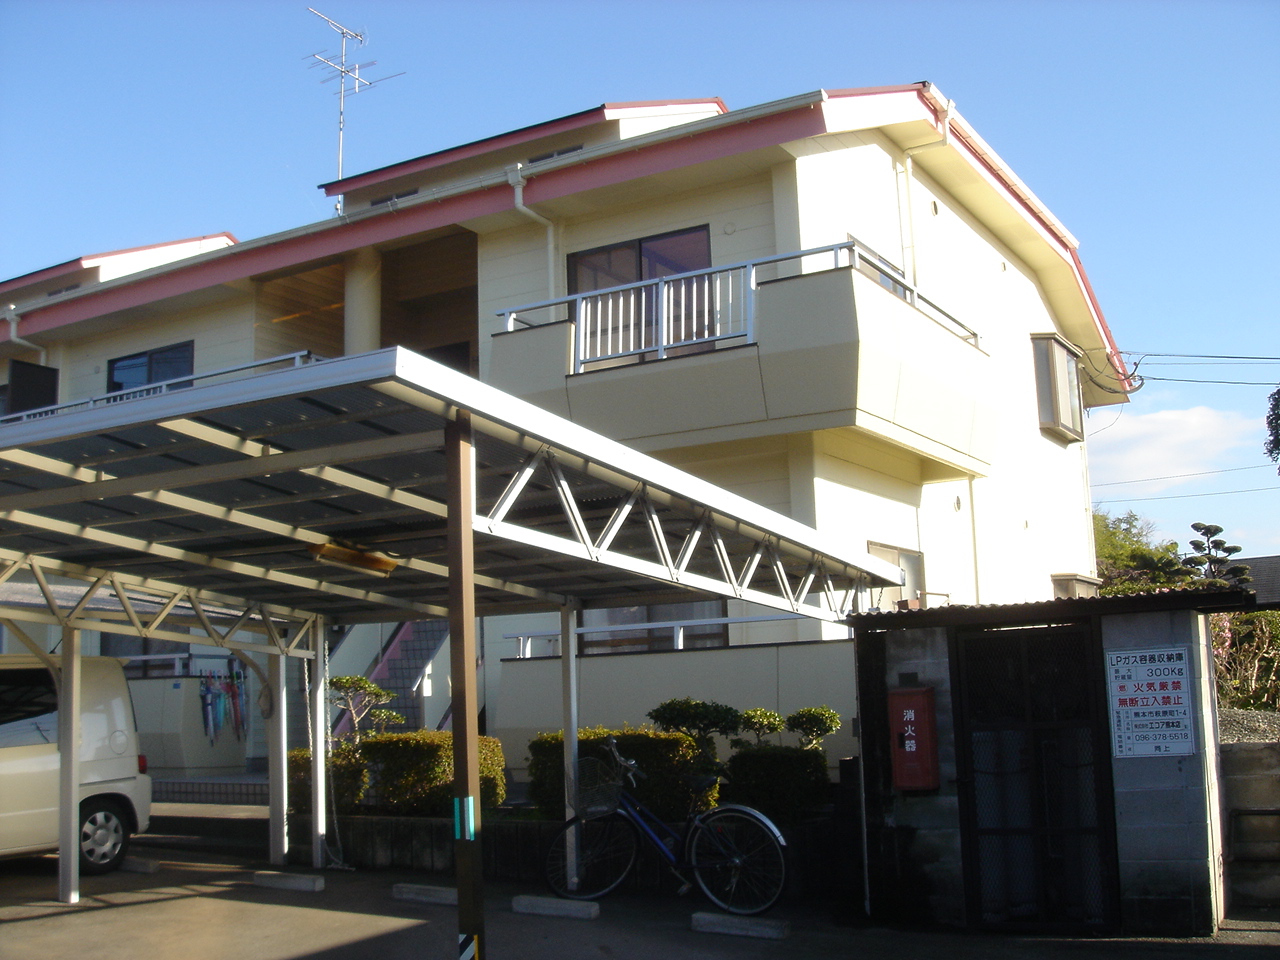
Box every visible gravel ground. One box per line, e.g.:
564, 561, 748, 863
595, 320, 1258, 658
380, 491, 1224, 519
1219, 708, 1280, 742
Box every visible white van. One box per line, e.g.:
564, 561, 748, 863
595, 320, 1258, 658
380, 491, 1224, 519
0, 655, 152, 873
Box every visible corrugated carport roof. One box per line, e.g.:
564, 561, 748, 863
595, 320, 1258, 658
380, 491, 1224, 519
0, 348, 899, 632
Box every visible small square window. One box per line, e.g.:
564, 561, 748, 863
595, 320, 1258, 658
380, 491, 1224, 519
1032, 334, 1083, 441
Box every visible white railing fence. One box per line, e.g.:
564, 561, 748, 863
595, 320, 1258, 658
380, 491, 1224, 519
499, 238, 979, 373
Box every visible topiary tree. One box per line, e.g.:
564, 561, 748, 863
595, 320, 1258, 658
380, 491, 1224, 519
328, 675, 395, 743
646, 697, 741, 762
733, 707, 785, 749
1182, 522, 1252, 588
368, 708, 406, 736
786, 705, 841, 750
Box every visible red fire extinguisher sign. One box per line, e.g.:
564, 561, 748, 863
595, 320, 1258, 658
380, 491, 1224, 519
888, 686, 939, 790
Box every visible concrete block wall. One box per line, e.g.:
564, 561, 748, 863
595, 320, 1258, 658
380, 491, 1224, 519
1219, 740, 1280, 907
1101, 610, 1223, 936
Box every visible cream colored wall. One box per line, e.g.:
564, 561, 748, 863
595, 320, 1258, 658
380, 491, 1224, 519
476, 174, 775, 379
494, 640, 860, 781
481, 130, 1098, 611
60, 299, 255, 403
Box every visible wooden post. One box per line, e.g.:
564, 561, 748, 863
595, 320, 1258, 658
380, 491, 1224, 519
448, 410, 485, 960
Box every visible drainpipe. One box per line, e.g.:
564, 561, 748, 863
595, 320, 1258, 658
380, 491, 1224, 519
506, 163, 558, 301
900, 87, 954, 289
3, 303, 48, 364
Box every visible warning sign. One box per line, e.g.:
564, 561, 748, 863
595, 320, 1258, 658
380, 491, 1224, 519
1106, 647, 1195, 757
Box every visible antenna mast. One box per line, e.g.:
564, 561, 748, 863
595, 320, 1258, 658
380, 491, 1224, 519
307, 8, 402, 215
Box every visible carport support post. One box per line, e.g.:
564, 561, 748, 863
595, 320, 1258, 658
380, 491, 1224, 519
268, 651, 288, 866
447, 411, 485, 960
561, 602, 580, 821
57, 626, 81, 904
311, 618, 328, 869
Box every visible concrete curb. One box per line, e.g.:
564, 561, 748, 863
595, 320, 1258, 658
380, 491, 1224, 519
393, 883, 458, 905
691, 911, 791, 939
512, 894, 600, 920
253, 871, 325, 892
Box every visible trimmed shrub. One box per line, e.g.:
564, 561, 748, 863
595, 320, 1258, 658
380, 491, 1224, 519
720, 745, 831, 825
646, 697, 741, 762
361, 731, 506, 816
287, 731, 505, 817
528, 728, 713, 821
288, 741, 368, 813
786, 705, 842, 750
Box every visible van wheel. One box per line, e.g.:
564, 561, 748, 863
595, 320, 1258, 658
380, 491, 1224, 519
80, 799, 129, 874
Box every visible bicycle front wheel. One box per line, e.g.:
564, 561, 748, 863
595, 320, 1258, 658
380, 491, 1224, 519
545, 815, 639, 900
689, 807, 786, 915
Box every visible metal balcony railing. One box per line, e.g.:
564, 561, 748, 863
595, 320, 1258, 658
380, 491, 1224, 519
499, 238, 980, 374
0, 351, 322, 425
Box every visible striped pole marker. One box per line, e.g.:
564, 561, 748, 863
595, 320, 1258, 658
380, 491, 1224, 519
458, 932, 478, 960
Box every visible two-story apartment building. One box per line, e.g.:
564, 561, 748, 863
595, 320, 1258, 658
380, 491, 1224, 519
0, 84, 1129, 752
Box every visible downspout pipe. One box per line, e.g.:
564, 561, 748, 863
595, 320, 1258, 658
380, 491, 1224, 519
506, 163, 558, 301
900, 88, 954, 289
3, 303, 48, 364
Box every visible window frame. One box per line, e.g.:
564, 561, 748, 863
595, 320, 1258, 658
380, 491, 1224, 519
107, 341, 195, 395
1031, 334, 1085, 442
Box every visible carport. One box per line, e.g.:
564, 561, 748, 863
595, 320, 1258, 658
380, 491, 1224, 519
0, 347, 899, 958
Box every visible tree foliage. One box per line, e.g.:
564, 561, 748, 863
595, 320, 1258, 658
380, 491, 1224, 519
1093, 510, 1190, 595
1210, 611, 1280, 711
785, 705, 842, 750
1265, 386, 1280, 471
1182, 522, 1252, 588
646, 697, 742, 762
328, 675, 395, 744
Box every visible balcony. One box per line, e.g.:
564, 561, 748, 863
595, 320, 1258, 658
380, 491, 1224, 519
489, 239, 993, 471
498, 239, 978, 374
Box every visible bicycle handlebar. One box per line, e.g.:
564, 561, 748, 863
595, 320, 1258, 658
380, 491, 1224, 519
603, 735, 645, 781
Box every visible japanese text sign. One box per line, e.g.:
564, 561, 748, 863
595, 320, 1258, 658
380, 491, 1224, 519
1106, 647, 1195, 757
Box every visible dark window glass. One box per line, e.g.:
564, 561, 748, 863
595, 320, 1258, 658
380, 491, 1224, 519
568, 226, 710, 294
108, 341, 194, 394
0, 667, 58, 747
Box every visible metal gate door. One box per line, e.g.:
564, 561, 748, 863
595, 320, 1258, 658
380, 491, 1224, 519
953, 623, 1118, 931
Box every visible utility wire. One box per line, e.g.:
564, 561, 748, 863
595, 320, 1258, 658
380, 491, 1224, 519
1138, 376, 1278, 386
1095, 485, 1279, 504
1093, 464, 1272, 487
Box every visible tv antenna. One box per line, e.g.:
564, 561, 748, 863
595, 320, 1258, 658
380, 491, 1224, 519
307, 8, 403, 215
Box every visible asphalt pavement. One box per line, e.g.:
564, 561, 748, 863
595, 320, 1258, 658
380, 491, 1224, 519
1, 846, 1278, 960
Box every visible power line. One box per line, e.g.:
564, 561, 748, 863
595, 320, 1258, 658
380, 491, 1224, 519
1092, 464, 1273, 487
1139, 375, 1278, 386
1119, 351, 1280, 361
1094, 485, 1279, 504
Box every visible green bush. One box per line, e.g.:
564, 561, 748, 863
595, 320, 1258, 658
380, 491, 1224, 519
786, 705, 842, 750
528, 728, 713, 821
646, 697, 741, 762
288, 741, 368, 813
720, 745, 831, 825
288, 731, 505, 817
361, 731, 506, 816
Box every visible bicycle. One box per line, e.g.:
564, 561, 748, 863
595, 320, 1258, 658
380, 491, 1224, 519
544, 736, 787, 915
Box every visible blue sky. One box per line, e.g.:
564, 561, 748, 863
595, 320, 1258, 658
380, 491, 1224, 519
2, 0, 1277, 554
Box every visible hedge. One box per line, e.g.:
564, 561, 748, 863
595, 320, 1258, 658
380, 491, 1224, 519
361, 730, 506, 815
527, 728, 713, 822
289, 730, 505, 817
719, 744, 830, 825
